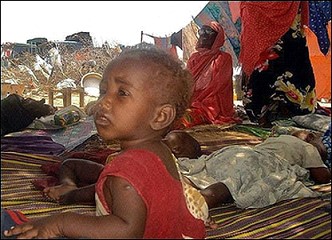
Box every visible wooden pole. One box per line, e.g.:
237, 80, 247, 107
141, 31, 143, 43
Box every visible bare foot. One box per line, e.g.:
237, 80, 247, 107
43, 183, 78, 202
206, 217, 218, 229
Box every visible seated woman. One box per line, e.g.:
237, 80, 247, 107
176, 21, 241, 129
163, 130, 331, 209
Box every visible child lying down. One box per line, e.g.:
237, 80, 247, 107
164, 130, 331, 209
39, 129, 330, 211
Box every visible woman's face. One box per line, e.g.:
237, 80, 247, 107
196, 25, 218, 49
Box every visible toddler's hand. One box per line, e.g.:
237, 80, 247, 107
4, 216, 62, 239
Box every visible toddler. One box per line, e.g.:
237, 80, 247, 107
3, 48, 208, 239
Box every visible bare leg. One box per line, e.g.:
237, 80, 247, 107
43, 184, 78, 202
58, 184, 96, 205
200, 182, 234, 209
43, 158, 104, 204
183, 177, 233, 209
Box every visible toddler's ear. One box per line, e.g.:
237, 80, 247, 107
150, 104, 176, 131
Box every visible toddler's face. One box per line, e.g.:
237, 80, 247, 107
93, 58, 158, 142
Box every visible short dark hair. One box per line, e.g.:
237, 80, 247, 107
115, 48, 194, 122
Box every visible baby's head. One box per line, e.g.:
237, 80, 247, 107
94, 48, 194, 141
119, 48, 193, 119
163, 130, 202, 159
291, 130, 327, 161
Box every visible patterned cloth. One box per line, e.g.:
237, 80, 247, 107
6, 116, 97, 152
177, 135, 325, 209
181, 21, 200, 62
239, 1, 309, 76
1, 139, 330, 239
152, 36, 178, 58
255, 135, 327, 169
241, 3, 317, 125
1, 135, 65, 155
322, 122, 332, 168
309, 1, 331, 55
1, 209, 29, 239
95, 149, 207, 239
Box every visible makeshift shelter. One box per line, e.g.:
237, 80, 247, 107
1, 2, 331, 239
143, 1, 241, 66
146, 1, 331, 103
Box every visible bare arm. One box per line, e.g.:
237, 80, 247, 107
308, 167, 331, 184
183, 176, 233, 209
200, 182, 233, 209
4, 176, 147, 239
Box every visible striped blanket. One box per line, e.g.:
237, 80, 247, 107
207, 190, 331, 239
1, 152, 96, 219
1, 124, 331, 238
1, 152, 330, 239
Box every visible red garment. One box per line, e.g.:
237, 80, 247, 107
239, 1, 309, 76
183, 21, 240, 128
95, 149, 206, 239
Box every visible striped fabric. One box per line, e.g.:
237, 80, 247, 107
207, 193, 331, 239
1, 129, 331, 238
1, 152, 96, 219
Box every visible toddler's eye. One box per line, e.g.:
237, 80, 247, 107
118, 89, 129, 96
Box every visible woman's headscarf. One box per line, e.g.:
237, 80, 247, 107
188, 21, 226, 81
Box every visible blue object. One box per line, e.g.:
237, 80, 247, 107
309, 1, 331, 55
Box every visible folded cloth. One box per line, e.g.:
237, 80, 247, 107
1, 135, 65, 155
1, 209, 29, 239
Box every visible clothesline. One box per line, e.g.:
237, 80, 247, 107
140, 31, 171, 43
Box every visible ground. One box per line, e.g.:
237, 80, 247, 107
23, 89, 98, 110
